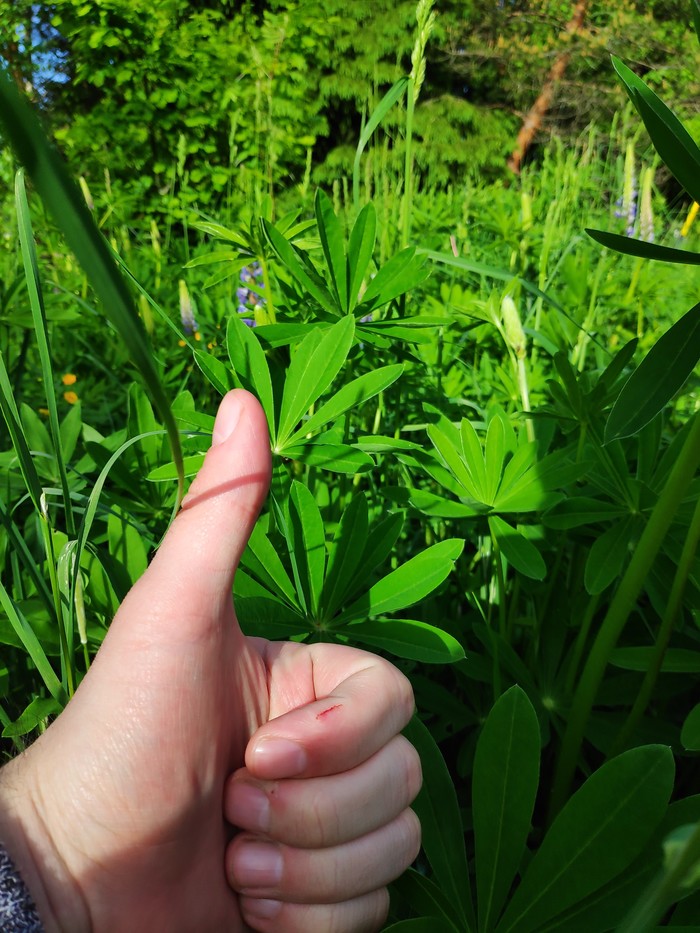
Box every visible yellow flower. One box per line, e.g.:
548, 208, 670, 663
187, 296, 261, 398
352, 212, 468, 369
62, 373, 77, 386
178, 339, 187, 348
38, 407, 50, 417
63, 391, 79, 404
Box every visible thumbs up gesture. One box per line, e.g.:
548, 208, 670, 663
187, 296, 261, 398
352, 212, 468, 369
0, 390, 421, 933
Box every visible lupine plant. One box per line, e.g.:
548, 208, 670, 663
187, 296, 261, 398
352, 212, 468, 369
2, 2, 700, 931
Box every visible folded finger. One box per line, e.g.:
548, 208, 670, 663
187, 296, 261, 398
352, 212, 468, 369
227, 808, 420, 904
247, 642, 415, 780
240, 889, 389, 933
226, 735, 421, 848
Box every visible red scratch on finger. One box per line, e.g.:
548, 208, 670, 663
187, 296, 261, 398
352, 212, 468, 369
316, 703, 342, 720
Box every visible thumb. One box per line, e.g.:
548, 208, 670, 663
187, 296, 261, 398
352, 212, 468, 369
127, 389, 271, 628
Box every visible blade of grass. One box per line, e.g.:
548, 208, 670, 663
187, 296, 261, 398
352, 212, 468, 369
0, 69, 184, 504
15, 170, 75, 536
353, 77, 409, 209
0, 577, 67, 706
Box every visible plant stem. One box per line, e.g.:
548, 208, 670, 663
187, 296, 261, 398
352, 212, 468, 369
39, 506, 75, 697
610, 489, 700, 756
401, 77, 415, 249
616, 821, 700, 933
550, 412, 700, 819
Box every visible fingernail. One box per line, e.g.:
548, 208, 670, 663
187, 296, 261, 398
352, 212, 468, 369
228, 784, 270, 833
251, 738, 307, 778
234, 841, 283, 888
241, 897, 282, 920
212, 392, 241, 447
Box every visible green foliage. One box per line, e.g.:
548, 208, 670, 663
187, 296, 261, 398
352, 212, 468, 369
3, 2, 700, 928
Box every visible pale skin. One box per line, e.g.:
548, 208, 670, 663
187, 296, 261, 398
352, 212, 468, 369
0, 389, 422, 932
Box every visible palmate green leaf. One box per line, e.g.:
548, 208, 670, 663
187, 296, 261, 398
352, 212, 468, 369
0, 70, 184, 501
606, 301, 700, 443
681, 704, 700, 751
226, 313, 274, 438
391, 869, 463, 932
489, 515, 546, 581
240, 521, 299, 610
358, 510, 405, 580
315, 189, 348, 313
127, 383, 159, 474
288, 481, 326, 617
612, 56, 700, 204
234, 596, 308, 640
255, 323, 316, 350
403, 716, 474, 931
461, 419, 489, 501
584, 516, 635, 595
285, 364, 403, 446
495, 745, 674, 933
282, 441, 374, 474
358, 247, 429, 310
427, 422, 481, 501
355, 435, 422, 454
610, 647, 700, 674
346, 618, 465, 664
277, 315, 355, 447
59, 404, 83, 464
543, 497, 628, 529
190, 220, 249, 248
20, 402, 53, 462
171, 407, 215, 433
474, 686, 541, 933
382, 485, 483, 518
184, 248, 247, 268
347, 202, 376, 313
194, 348, 237, 396
494, 448, 584, 514
108, 511, 148, 587
586, 229, 700, 266
382, 920, 450, 933
321, 494, 369, 621
531, 851, 657, 933
338, 539, 464, 622
262, 218, 336, 313
147, 453, 206, 482
484, 415, 507, 505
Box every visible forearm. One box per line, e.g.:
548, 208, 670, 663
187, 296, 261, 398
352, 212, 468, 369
0, 754, 87, 933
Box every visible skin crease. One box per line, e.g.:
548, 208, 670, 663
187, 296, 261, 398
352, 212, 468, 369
0, 389, 422, 933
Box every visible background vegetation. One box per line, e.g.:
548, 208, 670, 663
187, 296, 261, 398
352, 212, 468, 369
2, 1, 700, 930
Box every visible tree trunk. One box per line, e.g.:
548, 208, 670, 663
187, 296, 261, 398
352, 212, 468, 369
507, 0, 589, 174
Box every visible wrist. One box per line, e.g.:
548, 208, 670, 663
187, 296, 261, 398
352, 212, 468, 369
0, 750, 89, 933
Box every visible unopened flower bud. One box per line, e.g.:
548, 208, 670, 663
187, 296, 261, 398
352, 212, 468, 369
501, 295, 527, 359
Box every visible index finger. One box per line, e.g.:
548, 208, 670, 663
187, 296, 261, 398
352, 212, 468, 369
245, 642, 415, 780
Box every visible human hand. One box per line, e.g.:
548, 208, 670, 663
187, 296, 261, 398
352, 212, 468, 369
0, 389, 421, 932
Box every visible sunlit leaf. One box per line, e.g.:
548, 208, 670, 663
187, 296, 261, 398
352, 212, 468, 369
496, 746, 674, 933
474, 686, 540, 932
606, 302, 700, 442
346, 618, 465, 663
